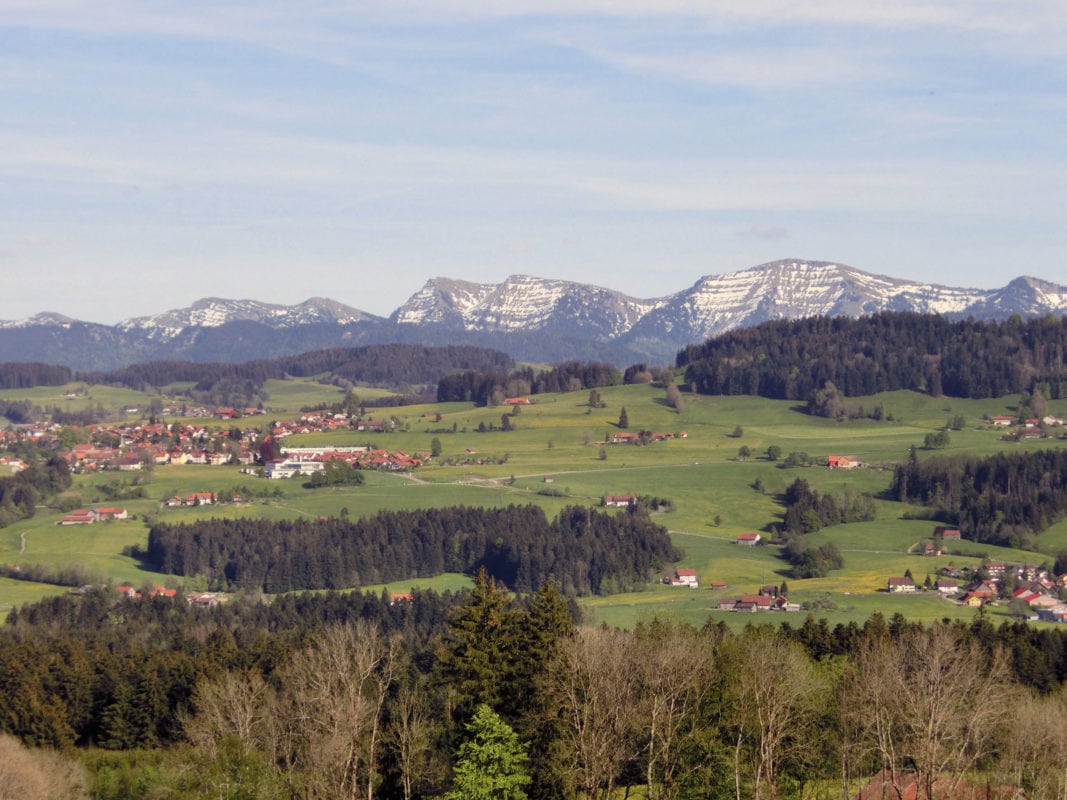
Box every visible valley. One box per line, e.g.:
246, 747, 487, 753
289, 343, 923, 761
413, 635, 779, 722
4, 377, 1066, 630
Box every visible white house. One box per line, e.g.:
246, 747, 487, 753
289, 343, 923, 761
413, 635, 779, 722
670, 568, 699, 588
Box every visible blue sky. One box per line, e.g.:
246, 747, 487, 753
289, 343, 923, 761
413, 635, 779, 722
2, 1, 1065, 322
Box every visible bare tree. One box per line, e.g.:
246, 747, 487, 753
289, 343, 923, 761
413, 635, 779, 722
1000, 690, 1067, 800
846, 624, 1018, 800
183, 669, 275, 759
725, 629, 824, 800
553, 626, 642, 800
386, 676, 443, 800
278, 621, 398, 800
0, 734, 88, 800
632, 620, 714, 800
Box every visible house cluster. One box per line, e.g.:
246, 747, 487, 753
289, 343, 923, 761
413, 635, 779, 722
0, 456, 25, 473
60, 421, 261, 472
59, 506, 128, 525
115, 583, 176, 599
890, 561, 1067, 619
39, 407, 423, 474
609, 430, 687, 444
991, 414, 1064, 440
920, 526, 964, 556
109, 583, 223, 606
717, 583, 800, 613
163, 492, 219, 507
265, 445, 428, 478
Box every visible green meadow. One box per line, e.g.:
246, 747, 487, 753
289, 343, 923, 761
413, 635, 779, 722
3, 379, 1067, 627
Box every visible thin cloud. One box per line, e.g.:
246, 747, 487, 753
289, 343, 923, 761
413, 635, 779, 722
739, 224, 788, 242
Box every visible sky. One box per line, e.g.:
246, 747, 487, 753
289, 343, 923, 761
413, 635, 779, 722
2, 1, 1066, 323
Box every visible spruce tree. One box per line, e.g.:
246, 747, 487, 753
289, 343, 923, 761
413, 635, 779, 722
447, 704, 531, 800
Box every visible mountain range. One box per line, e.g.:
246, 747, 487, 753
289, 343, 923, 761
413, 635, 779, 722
3, 260, 1066, 370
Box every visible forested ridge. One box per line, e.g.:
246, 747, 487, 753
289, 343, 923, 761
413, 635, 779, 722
2, 344, 516, 393
891, 448, 1067, 548
145, 504, 681, 595
679, 311, 1067, 400
3, 581, 1067, 800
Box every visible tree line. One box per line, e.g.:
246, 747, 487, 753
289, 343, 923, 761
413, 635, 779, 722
4, 579, 1067, 800
144, 504, 681, 595
890, 448, 1067, 549
679, 311, 1067, 400
0, 450, 71, 528
436, 361, 621, 405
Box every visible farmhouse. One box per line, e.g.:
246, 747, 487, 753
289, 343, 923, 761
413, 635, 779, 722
735, 595, 774, 612
935, 527, 962, 541
827, 454, 859, 469
670, 568, 699, 588
94, 507, 128, 521
935, 579, 959, 595
60, 510, 95, 525
991, 415, 1014, 426
887, 576, 915, 592
603, 494, 637, 508
734, 532, 761, 546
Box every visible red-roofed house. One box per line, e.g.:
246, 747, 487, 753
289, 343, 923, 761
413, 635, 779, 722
60, 510, 95, 525
735, 532, 761, 546
827, 454, 859, 469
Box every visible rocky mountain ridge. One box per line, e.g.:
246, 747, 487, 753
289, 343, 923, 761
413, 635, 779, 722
3, 260, 1066, 369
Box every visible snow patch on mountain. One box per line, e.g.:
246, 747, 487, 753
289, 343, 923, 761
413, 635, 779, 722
0, 312, 76, 329
117, 297, 374, 340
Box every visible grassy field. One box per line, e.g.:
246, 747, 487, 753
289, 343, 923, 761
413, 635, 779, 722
2, 379, 1067, 626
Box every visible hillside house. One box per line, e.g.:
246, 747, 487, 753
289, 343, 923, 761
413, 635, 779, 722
827, 454, 859, 469
603, 494, 637, 508
887, 576, 916, 592
991, 415, 1014, 426
935, 527, 962, 541
735, 595, 774, 612
670, 568, 699, 588
94, 507, 128, 521
935, 579, 959, 595
734, 532, 761, 546
60, 510, 95, 525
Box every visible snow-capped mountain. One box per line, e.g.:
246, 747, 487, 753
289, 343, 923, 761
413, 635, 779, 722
0, 312, 77, 330
631, 260, 988, 344
2, 260, 1066, 369
117, 297, 375, 340
392, 274, 664, 340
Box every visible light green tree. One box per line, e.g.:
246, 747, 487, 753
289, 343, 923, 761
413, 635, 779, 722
447, 704, 531, 800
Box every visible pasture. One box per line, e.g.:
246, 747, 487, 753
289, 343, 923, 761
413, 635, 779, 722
2, 378, 1067, 627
